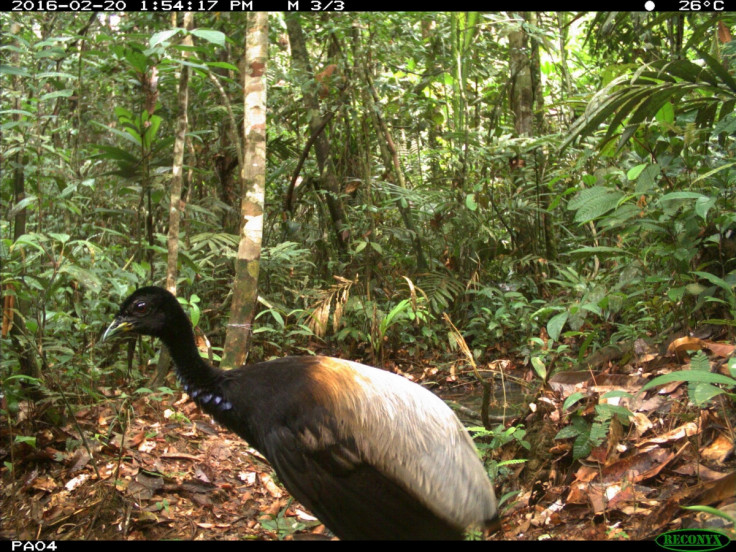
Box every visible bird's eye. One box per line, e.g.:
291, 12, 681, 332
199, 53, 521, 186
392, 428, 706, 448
132, 301, 148, 315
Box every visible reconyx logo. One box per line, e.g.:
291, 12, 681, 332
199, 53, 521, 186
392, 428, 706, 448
655, 529, 731, 552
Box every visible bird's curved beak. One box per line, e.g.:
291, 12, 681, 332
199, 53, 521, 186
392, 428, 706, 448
103, 318, 133, 342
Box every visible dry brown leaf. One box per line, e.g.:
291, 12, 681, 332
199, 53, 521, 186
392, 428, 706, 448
719, 21, 732, 43
161, 451, 201, 461
600, 447, 674, 483
344, 180, 360, 194
667, 336, 704, 358
128, 430, 147, 448
701, 433, 735, 463
590, 373, 650, 394
630, 412, 654, 438
586, 483, 606, 513
702, 340, 736, 358
65, 473, 90, 491
572, 464, 599, 483
547, 370, 589, 396
636, 422, 699, 448
606, 483, 654, 510
30, 475, 57, 493
260, 472, 283, 498
690, 471, 736, 506
673, 462, 729, 480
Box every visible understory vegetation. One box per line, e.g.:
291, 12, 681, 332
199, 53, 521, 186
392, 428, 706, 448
2, 11, 735, 540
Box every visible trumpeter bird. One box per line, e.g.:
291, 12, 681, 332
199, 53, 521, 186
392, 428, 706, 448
104, 286, 498, 540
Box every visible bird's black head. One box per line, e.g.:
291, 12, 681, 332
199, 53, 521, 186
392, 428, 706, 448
103, 286, 188, 342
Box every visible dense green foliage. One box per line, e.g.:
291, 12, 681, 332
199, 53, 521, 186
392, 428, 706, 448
2, 12, 735, 423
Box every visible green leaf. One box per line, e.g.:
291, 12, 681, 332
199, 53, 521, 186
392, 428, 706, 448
14, 436, 37, 448
655, 101, 674, 123
178, 59, 208, 71
143, 114, 162, 149
96, 123, 143, 148
0, 65, 30, 77
380, 299, 412, 335
547, 312, 568, 341
589, 418, 610, 444
0, 109, 34, 117
659, 191, 706, 202
150, 29, 182, 47
693, 271, 734, 293
554, 425, 580, 440
685, 283, 706, 295
668, 286, 687, 302
114, 106, 134, 121
694, 195, 716, 220
567, 186, 608, 210
59, 264, 102, 293
568, 246, 627, 257
581, 303, 602, 316
601, 390, 634, 400
531, 356, 546, 380
691, 382, 726, 406
698, 48, 736, 91
270, 310, 285, 329
572, 435, 592, 460
124, 126, 143, 146
692, 161, 736, 184
40, 89, 74, 101
562, 391, 586, 411
681, 505, 736, 524
8, 195, 37, 218
189, 303, 201, 328
94, 145, 139, 163
12, 233, 45, 253
634, 164, 661, 194
628, 86, 684, 127
190, 29, 226, 47
4, 374, 43, 385
49, 232, 70, 244
124, 49, 149, 73
595, 403, 632, 424
690, 350, 711, 372
626, 164, 647, 180
465, 193, 478, 211
206, 61, 240, 72
568, 186, 624, 223
662, 58, 706, 82
37, 71, 77, 79
641, 370, 736, 392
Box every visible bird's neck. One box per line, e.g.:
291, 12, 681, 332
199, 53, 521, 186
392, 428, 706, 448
159, 315, 222, 392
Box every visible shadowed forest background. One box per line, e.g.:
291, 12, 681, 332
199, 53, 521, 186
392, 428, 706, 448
1, 11, 735, 540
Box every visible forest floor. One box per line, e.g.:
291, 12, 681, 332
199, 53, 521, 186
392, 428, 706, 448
1, 336, 734, 542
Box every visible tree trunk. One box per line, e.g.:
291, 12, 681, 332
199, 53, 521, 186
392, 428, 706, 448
166, 11, 193, 296
7, 21, 39, 380
285, 13, 348, 254
364, 71, 427, 270
508, 13, 534, 137
221, 12, 268, 370
353, 26, 427, 270
508, 13, 539, 257
151, 12, 193, 387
